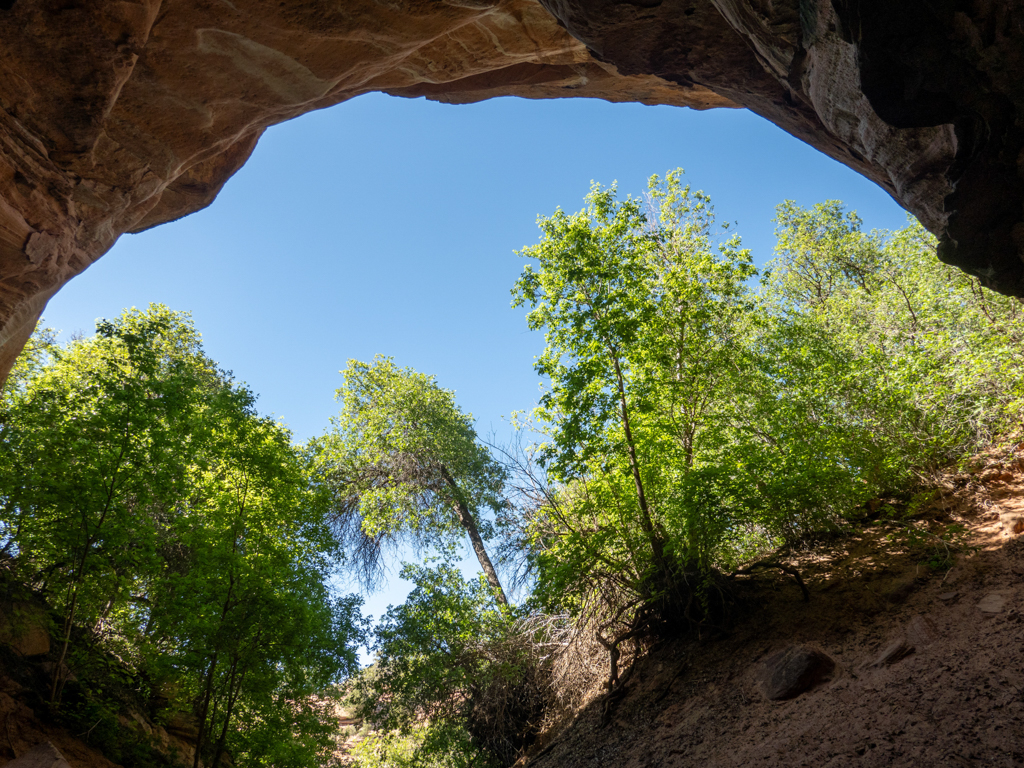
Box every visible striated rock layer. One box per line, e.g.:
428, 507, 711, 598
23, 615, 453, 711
0, 0, 1022, 377
541, 0, 1024, 295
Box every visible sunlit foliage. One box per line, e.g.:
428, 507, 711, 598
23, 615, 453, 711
0, 305, 365, 768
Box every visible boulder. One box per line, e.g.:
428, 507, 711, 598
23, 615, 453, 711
3, 741, 71, 768
758, 645, 835, 701
0, 603, 50, 657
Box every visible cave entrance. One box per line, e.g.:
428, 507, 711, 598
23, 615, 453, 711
37, 92, 912, 621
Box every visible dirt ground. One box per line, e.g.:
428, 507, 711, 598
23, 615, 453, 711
525, 449, 1024, 768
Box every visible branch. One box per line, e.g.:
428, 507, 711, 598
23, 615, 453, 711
732, 561, 809, 602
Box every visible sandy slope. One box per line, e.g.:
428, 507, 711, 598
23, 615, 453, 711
526, 450, 1024, 768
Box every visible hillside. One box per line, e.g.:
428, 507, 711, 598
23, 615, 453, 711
522, 448, 1024, 768
2, 446, 1022, 768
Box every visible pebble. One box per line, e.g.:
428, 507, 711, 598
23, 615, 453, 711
977, 594, 1007, 614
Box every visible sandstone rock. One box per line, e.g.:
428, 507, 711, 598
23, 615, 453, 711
977, 594, 1007, 614
758, 645, 835, 701
868, 636, 914, 668
0, 0, 715, 381
544, 0, 1024, 298
165, 711, 200, 740
9, 625, 49, 658
3, 741, 71, 768
1, 1, 1024, 378
906, 615, 939, 648
981, 469, 1015, 484
0, 603, 50, 657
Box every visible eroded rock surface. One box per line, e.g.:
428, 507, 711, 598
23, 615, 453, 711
541, 0, 1024, 294
0, 0, 1023, 377
4, 741, 71, 768
759, 645, 835, 700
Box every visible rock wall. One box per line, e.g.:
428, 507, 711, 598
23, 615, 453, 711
541, 0, 1024, 294
0, 0, 1021, 378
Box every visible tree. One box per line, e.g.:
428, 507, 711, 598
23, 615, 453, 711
0, 305, 366, 767
349, 563, 542, 768
0, 305, 218, 703
510, 172, 759, 586
314, 357, 508, 604
765, 201, 1024, 481
149, 407, 362, 768
514, 180, 667, 572
509, 173, 878, 644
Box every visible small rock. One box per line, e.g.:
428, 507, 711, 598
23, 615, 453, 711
4, 741, 72, 767
907, 615, 939, 647
938, 592, 959, 601
758, 645, 835, 701
977, 594, 1007, 614
868, 636, 913, 667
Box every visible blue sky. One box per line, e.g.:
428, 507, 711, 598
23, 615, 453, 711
41, 92, 911, 628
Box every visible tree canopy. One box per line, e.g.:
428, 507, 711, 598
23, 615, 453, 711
0, 305, 365, 768
507, 171, 1024, 682
314, 356, 508, 604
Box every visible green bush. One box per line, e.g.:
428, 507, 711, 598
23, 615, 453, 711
510, 175, 1024, 650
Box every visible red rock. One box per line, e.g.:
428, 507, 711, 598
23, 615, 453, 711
0, 1, 1023, 377
3, 741, 71, 768
758, 645, 835, 700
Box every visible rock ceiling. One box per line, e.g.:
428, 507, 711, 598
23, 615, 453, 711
0, 0, 1021, 377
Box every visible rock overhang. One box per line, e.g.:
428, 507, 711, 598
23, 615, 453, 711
0, 0, 1021, 378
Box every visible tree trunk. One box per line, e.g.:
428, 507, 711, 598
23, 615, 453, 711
609, 354, 667, 573
440, 468, 508, 606
193, 650, 220, 768
211, 653, 247, 768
